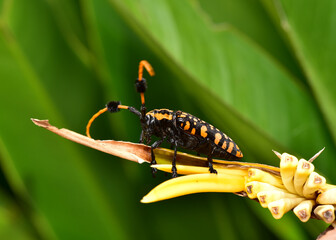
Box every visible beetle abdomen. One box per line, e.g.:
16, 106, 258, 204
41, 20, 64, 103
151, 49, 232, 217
175, 111, 243, 159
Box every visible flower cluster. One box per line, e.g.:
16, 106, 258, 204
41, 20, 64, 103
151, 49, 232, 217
31, 119, 335, 226
142, 150, 336, 225
246, 151, 335, 223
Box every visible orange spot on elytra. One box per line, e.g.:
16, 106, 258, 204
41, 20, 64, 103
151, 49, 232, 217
214, 133, 222, 145
191, 128, 196, 135
184, 121, 190, 130
227, 142, 234, 153
200, 126, 207, 138
234, 144, 243, 158
222, 141, 227, 150
236, 151, 243, 158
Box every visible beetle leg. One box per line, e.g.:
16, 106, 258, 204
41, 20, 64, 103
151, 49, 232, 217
139, 132, 151, 144
207, 148, 217, 174
171, 143, 178, 178
139, 130, 144, 143
150, 138, 165, 176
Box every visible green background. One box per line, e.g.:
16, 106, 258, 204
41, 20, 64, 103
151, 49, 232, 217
0, 0, 335, 239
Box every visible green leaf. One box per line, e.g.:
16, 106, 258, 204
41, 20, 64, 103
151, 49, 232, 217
196, 0, 306, 82
0, 1, 129, 239
0, 191, 34, 240
268, 0, 336, 143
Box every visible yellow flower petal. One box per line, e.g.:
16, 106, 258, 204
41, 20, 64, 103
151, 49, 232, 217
293, 159, 314, 195
245, 181, 289, 199
314, 205, 335, 224
141, 173, 245, 203
302, 172, 326, 199
316, 187, 336, 204
268, 198, 304, 219
247, 168, 283, 188
280, 153, 298, 194
257, 190, 299, 208
293, 200, 315, 222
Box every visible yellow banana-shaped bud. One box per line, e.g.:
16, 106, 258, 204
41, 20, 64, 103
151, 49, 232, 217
302, 172, 326, 199
293, 159, 314, 195
280, 153, 298, 194
141, 173, 245, 203
316, 187, 336, 204
293, 200, 315, 222
245, 181, 289, 199
313, 205, 335, 224
247, 168, 283, 188
268, 198, 305, 219
257, 190, 299, 208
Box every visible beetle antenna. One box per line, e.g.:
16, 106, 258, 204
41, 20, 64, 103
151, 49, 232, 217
135, 60, 155, 118
86, 101, 141, 139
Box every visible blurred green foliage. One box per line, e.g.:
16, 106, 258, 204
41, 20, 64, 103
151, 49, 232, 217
0, 0, 335, 239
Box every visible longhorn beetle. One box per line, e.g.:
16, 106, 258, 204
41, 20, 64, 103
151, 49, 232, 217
86, 60, 243, 177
